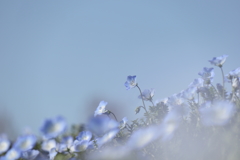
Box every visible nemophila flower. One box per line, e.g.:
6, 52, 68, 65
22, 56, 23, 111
138, 88, 155, 101
94, 101, 108, 117
0, 135, 10, 154
96, 128, 119, 148
159, 109, 181, 141
22, 150, 39, 160
127, 125, 160, 149
229, 67, 240, 78
209, 55, 228, 67
41, 139, 57, 152
199, 100, 236, 126
70, 140, 90, 152
198, 67, 214, 84
124, 75, 137, 90
61, 136, 73, 149
40, 116, 67, 139
76, 131, 92, 142
119, 117, 128, 129
167, 93, 185, 111
189, 78, 204, 88
13, 135, 37, 152
87, 116, 119, 136
49, 148, 57, 160
4, 148, 21, 160
181, 86, 197, 100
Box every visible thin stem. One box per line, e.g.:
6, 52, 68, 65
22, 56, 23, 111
150, 99, 155, 107
136, 84, 149, 114
220, 67, 225, 99
110, 111, 118, 121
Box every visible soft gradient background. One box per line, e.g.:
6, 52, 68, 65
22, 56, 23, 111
0, 0, 240, 138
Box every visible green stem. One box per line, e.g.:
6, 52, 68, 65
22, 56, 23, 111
110, 111, 118, 121
136, 84, 149, 114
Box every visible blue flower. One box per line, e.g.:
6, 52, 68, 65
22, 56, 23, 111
94, 101, 108, 117
49, 148, 57, 160
41, 139, 57, 152
209, 55, 228, 67
0, 135, 10, 154
127, 125, 160, 149
96, 128, 119, 148
138, 88, 155, 101
22, 150, 39, 160
76, 131, 92, 142
13, 135, 37, 152
87, 116, 119, 136
70, 140, 90, 152
124, 75, 137, 90
199, 100, 236, 126
4, 148, 21, 160
40, 116, 67, 139
198, 67, 214, 84
159, 109, 181, 141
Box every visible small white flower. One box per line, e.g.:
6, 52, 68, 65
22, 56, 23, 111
209, 55, 228, 67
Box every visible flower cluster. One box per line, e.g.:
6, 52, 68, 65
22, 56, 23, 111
0, 55, 240, 160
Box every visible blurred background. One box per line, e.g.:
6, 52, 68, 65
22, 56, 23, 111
0, 0, 239, 139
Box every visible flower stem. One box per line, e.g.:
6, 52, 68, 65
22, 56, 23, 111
220, 67, 225, 99
136, 84, 149, 114
110, 111, 118, 121
150, 99, 155, 107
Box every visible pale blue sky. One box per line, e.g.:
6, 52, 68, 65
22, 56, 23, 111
0, 0, 240, 138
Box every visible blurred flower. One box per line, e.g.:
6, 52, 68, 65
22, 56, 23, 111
94, 101, 108, 117
188, 78, 204, 88
0, 135, 10, 154
49, 148, 57, 160
138, 88, 155, 101
199, 100, 236, 126
209, 55, 228, 67
167, 93, 185, 111
4, 148, 21, 160
127, 125, 160, 149
96, 128, 119, 148
87, 116, 119, 136
159, 109, 181, 140
229, 67, 240, 78
119, 117, 128, 129
76, 131, 92, 142
198, 67, 214, 84
181, 86, 197, 100
22, 150, 39, 160
70, 140, 90, 152
13, 135, 37, 152
61, 136, 74, 149
41, 139, 57, 152
124, 75, 137, 90
40, 116, 67, 139
232, 77, 240, 90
